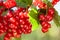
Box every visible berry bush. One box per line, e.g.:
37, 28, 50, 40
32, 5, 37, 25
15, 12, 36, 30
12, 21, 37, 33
0, 0, 60, 40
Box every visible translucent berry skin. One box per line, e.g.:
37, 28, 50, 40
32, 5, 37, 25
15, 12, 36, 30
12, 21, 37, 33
45, 15, 53, 22
0, 0, 3, 6
45, 8, 54, 21
52, 0, 59, 6
3, 0, 16, 9
0, 9, 32, 40
39, 14, 46, 21
41, 21, 51, 28
48, 8, 54, 16
41, 21, 51, 33
42, 27, 48, 33
33, 0, 47, 9
38, 2, 47, 9
38, 8, 55, 33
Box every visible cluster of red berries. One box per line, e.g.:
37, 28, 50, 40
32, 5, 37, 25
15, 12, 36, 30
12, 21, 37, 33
0, 0, 32, 40
3, 8, 32, 40
33, 0, 60, 9
33, 0, 57, 33
33, 0, 47, 9
52, 0, 60, 6
38, 8, 54, 33
0, 0, 59, 40
0, 0, 16, 9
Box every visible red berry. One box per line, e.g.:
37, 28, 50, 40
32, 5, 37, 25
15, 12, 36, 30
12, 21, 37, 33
17, 29, 22, 34
42, 28, 48, 33
11, 29, 17, 33
9, 17, 16, 23
19, 20, 25, 25
45, 15, 53, 21
6, 11, 13, 18
27, 29, 32, 34
6, 33, 12, 37
0, 0, 3, 6
12, 32, 21, 38
41, 21, 51, 28
52, 0, 59, 6
38, 2, 47, 9
4, 37, 10, 40
19, 12, 24, 19
4, 35, 11, 40
33, 0, 47, 9
39, 14, 46, 21
18, 7, 26, 12
15, 34, 21, 38
9, 23, 17, 29
48, 8, 54, 16
0, 29, 4, 33
3, 0, 16, 9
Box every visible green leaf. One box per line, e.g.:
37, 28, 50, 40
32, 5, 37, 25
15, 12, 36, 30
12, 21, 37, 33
53, 10, 60, 27
47, 1, 53, 7
2, 10, 8, 16
28, 7, 40, 31
43, 0, 49, 4
0, 34, 5, 40
16, 0, 32, 8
